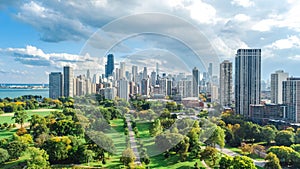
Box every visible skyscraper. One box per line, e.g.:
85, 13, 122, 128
208, 63, 213, 78
118, 79, 129, 101
49, 72, 63, 99
219, 60, 233, 106
150, 71, 157, 86
283, 78, 300, 122
271, 70, 289, 104
105, 54, 114, 78
120, 62, 125, 79
143, 67, 148, 79
192, 67, 199, 97
132, 65, 138, 82
235, 49, 261, 117
63, 66, 74, 97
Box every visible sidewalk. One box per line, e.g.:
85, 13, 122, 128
125, 115, 141, 165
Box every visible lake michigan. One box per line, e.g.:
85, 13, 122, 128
0, 84, 49, 99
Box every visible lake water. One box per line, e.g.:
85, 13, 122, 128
0, 88, 49, 99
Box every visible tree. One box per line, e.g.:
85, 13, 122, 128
262, 126, 276, 144
200, 146, 219, 166
275, 130, 295, 146
120, 148, 136, 166
205, 126, 225, 148
295, 128, 300, 144
26, 147, 50, 169
29, 115, 49, 139
0, 148, 9, 164
42, 136, 72, 163
12, 111, 28, 128
231, 156, 256, 169
83, 149, 95, 166
219, 155, 232, 169
267, 146, 296, 165
264, 152, 282, 169
6, 140, 27, 159
150, 119, 163, 136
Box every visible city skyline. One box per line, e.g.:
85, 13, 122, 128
1, 1, 300, 83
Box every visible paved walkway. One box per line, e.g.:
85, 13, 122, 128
125, 115, 141, 166
215, 145, 266, 168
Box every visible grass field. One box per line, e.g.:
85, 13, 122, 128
0, 109, 61, 140
0, 108, 61, 124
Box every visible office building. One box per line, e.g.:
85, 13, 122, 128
219, 60, 233, 106
49, 72, 63, 99
192, 67, 199, 97
235, 49, 261, 117
105, 54, 114, 78
63, 66, 74, 97
271, 70, 289, 104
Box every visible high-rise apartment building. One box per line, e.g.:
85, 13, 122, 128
219, 60, 233, 106
49, 72, 63, 99
283, 78, 300, 122
105, 54, 114, 78
192, 67, 199, 97
63, 66, 74, 97
235, 49, 261, 117
271, 70, 289, 104
118, 79, 129, 101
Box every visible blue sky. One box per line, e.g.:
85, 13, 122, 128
1, 0, 300, 83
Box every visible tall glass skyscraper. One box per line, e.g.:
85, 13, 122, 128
219, 60, 233, 106
105, 54, 114, 78
63, 66, 74, 97
235, 49, 261, 117
192, 67, 199, 97
49, 72, 63, 99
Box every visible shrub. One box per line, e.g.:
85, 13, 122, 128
0, 148, 10, 164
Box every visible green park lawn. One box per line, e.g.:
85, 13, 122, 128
0, 108, 61, 139
0, 108, 61, 124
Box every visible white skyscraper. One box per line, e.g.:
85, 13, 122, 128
132, 65, 138, 82
120, 62, 126, 79
118, 79, 129, 101
219, 60, 233, 106
235, 49, 261, 117
271, 70, 289, 104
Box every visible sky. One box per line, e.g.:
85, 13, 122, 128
1, 0, 300, 83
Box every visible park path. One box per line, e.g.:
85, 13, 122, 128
215, 145, 266, 168
125, 114, 141, 166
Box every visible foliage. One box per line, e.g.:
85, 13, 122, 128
200, 146, 219, 166
120, 148, 136, 166
231, 156, 256, 169
12, 111, 28, 128
6, 140, 27, 159
275, 130, 295, 146
0, 148, 9, 164
26, 147, 50, 169
219, 155, 232, 169
264, 152, 282, 169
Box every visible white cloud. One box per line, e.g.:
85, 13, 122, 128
268, 36, 300, 50
288, 55, 300, 60
187, 1, 217, 24
233, 14, 250, 22
0, 45, 103, 70
231, 0, 254, 7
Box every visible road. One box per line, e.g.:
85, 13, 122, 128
125, 114, 141, 166
215, 145, 266, 168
